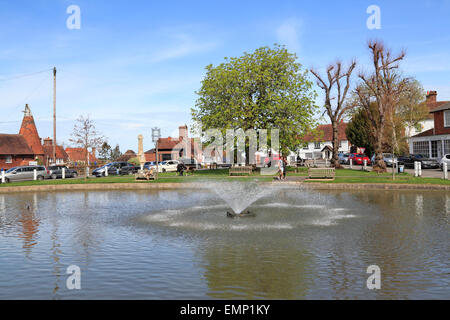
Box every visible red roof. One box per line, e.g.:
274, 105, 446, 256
19, 106, 44, 156
0, 134, 34, 155
43, 144, 68, 160
411, 128, 434, 138
65, 148, 98, 162
303, 123, 348, 142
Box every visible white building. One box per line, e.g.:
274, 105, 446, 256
406, 91, 449, 137
408, 102, 450, 160
298, 123, 351, 160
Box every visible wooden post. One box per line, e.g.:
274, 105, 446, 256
156, 141, 159, 180
53, 67, 57, 164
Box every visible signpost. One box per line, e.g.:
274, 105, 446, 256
152, 127, 161, 180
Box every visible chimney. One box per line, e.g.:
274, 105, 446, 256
426, 91, 437, 104
179, 125, 188, 140
44, 137, 53, 146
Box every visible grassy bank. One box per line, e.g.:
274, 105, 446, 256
0, 168, 448, 187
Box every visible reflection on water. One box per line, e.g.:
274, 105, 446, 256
0, 189, 448, 300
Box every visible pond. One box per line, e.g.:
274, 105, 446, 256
0, 186, 448, 299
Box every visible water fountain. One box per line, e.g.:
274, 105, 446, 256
205, 180, 275, 217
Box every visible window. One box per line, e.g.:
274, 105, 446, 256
302, 143, 309, 150
5, 156, 12, 164
314, 142, 321, 149
431, 141, 438, 158
445, 140, 450, 155
413, 141, 430, 158
445, 110, 450, 127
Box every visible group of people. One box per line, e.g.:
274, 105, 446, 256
278, 156, 288, 180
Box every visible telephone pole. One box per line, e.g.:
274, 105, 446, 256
53, 67, 56, 164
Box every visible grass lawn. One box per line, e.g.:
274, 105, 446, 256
0, 167, 448, 187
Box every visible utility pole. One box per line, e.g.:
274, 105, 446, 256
53, 67, 57, 164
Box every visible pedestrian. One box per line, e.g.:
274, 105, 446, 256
278, 157, 284, 180
282, 156, 287, 180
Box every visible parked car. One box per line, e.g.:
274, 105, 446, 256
370, 153, 397, 167
159, 160, 180, 172
3, 165, 49, 182
398, 154, 440, 169
338, 153, 350, 164
93, 162, 138, 177
439, 154, 450, 171
48, 165, 78, 179
143, 162, 157, 170
348, 153, 371, 166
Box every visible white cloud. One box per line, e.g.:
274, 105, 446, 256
276, 18, 302, 55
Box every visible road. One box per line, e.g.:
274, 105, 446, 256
341, 164, 445, 178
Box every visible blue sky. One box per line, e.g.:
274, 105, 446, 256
0, 0, 449, 152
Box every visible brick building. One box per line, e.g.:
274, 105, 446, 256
0, 105, 68, 169
408, 98, 450, 159
145, 125, 202, 163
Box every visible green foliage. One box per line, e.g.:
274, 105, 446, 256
346, 108, 375, 156
99, 142, 112, 160
191, 44, 318, 158
110, 144, 122, 161
128, 157, 141, 166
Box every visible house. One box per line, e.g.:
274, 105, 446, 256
0, 104, 60, 169
298, 123, 351, 160
117, 150, 137, 162
408, 102, 450, 160
0, 134, 36, 169
65, 147, 98, 165
406, 91, 450, 137
145, 125, 202, 163
42, 138, 69, 166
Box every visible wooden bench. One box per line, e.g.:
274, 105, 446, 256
308, 167, 335, 180
135, 169, 155, 181
229, 166, 253, 176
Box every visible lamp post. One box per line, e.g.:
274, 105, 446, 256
152, 127, 161, 180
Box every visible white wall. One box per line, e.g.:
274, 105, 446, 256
297, 140, 350, 159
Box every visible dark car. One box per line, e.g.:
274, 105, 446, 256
48, 165, 78, 179
93, 162, 137, 177
398, 154, 440, 169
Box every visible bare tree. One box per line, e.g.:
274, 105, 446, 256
310, 60, 357, 168
356, 40, 407, 172
69, 115, 104, 178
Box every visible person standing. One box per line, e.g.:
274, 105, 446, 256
282, 156, 287, 180
278, 157, 284, 180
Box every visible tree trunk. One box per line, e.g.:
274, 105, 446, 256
331, 121, 341, 168
374, 126, 387, 172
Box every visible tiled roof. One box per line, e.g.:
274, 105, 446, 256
430, 102, 450, 113
117, 150, 136, 161
0, 134, 34, 155
65, 148, 98, 162
302, 123, 348, 142
43, 144, 69, 160
410, 128, 434, 138
19, 113, 44, 155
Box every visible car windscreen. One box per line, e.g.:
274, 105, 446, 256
6, 167, 17, 173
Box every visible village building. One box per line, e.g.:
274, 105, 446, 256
406, 91, 450, 137
117, 150, 137, 162
0, 104, 67, 169
42, 138, 69, 166
145, 125, 202, 163
65, 147, 98, 166
298, 122, 351, 160
408, 101, 450, 160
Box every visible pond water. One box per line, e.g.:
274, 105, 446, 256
0, 187, 448, 299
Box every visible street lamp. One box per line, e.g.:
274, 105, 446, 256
152, 127, 161, 179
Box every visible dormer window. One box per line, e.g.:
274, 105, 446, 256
444, 110, 450, 127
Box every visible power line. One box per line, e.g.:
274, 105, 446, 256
0, 68, 53, 82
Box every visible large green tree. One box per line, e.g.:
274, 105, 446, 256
346, 107, 375, 157
191, 45, 317, 163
